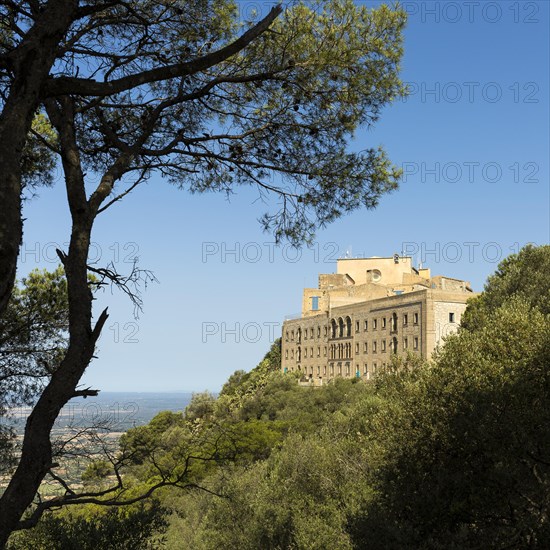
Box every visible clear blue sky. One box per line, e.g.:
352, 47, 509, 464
19, 1, 549, 392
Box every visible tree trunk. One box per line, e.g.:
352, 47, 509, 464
0, 217, 108, 547
0, 91, 99, 547
0, 0, 78, 318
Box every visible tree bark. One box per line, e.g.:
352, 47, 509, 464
0, 0, 78, 318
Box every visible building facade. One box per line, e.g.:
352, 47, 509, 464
281, 255, 475, 384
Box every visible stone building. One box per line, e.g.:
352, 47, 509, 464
281, 255, 475, 384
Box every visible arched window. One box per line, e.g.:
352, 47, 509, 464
345, 316, 352, 337
297, 328, 302, 344
338, 318, 344, 338
392, 312, 398, 332
392, 337, 398, 354
331, 319, 338, 339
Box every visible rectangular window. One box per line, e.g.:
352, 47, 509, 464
382, 340, 386, 352
373, 319, 378, 330
324, 346, 327, 357
291, 331, 295, 341
382, 317, 387, 329
346, 364, 350, 375
404, 337, 408, 350
364, 342, 368, 353
304, 348, 307, 358
324, 326, 328, 337
317, 326, 321, 338
285, 330, 289, 342
291, 349, 294, 359
317, 366, 320, 375
285, 350, 288, 359
364, 363, 368, 376
373, 341, 377, 353
317, 347, 321, 357
414, 337, 419, 350
403, 314, 408, 326
323, 365, 327, 375
310, 347, 313, 357
449, 312, 455, 323
311, 296, 319, 311
364, 320, 368, 331
355, 320, 360, 332
355, 343, 360, 354
413, 312, 419, 325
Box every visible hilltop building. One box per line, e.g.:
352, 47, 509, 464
281, 255, 475, 384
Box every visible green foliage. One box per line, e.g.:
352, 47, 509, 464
61, 0, 408, 244
7, 501, 167, 550
0, 266, 69, 385
21, 113, 58, 189
184, 391, 217, 422
349, 299, 550, 549
0, 266, 69, 473
217, 338, 282, 416
0, 267, 100, 474
82, 460, 112, 485
462, 244, 550, 331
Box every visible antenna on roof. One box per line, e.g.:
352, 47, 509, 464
344, 244, 352, 259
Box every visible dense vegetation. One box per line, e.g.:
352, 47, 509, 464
9, 245, 550, 549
